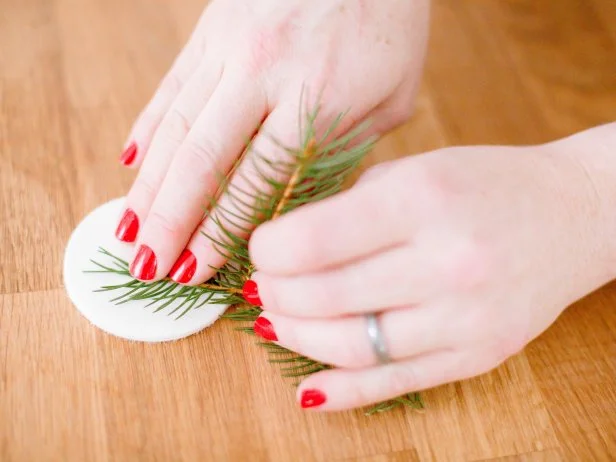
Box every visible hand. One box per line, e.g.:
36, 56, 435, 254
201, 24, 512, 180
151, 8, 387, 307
115, 0, 430, 284
247, 135, 614, 411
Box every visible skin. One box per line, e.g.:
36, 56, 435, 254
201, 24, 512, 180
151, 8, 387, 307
118, 0, 616, 411
251, 124, 616, 410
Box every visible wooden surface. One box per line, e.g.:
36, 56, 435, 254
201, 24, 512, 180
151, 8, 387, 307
1, 0, 615, 460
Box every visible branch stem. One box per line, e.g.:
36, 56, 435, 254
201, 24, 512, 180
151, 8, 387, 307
158, 277, 242, 294
272, 138, 316, 219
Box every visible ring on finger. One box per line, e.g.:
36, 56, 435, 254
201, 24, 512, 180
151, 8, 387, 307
365, 312, 392, 365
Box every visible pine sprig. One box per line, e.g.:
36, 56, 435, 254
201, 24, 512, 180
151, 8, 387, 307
86, 101, 425, 415
87, 247, 243, 318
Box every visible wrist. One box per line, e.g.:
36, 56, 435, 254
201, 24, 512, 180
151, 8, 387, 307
544, 121, 616, 286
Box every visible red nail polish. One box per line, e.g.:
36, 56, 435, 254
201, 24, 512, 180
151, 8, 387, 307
115, 208, 139, 242
169, 249, 197, 284
130, 245, 157, 280
300, 389, 327, 409
120, 142, 138, 165
253, 316, 277, 341
242, 279, 262, 306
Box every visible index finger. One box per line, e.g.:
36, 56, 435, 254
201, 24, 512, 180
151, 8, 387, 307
248, 173, 411, 276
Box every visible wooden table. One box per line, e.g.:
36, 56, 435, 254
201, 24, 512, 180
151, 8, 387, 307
2, 1, 615, 460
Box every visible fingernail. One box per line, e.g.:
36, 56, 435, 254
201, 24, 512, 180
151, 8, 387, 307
115, 208, 139, 242
130, 245, 157, 280
300, 389, 327, 409
120, 142, 138, 166
169, 249, 197, 284
253, 316, 277, 341
242, 279, 262, 306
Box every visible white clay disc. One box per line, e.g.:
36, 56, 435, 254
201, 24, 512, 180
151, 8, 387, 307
63, 197, 229, 342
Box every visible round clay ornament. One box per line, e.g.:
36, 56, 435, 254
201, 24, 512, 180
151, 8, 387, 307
63, 197, 229, 342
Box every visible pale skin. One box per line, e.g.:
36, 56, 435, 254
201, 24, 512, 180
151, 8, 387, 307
116, 0, 616, 411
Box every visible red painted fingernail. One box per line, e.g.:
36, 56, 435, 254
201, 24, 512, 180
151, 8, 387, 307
169, 249, 197, 284
120, 142, 138, 166
130, 245, 157, 280
300, 389, 327, 409
115, 208, 139, 242
242, 279, 262, 306
253, 316, 277, 341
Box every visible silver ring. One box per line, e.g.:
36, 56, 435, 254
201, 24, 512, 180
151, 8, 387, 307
365, 312, 391, 364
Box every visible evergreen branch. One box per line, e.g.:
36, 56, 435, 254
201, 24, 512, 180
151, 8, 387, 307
87, 247, 243, 319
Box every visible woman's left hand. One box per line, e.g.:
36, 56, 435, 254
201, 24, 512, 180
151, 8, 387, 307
247, 129, 615, 411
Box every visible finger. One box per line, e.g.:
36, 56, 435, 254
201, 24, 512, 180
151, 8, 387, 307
120, 31, 206, 168
253, 304, 455, 369
296, 348, 495, 411
168, 102, 303, 284
248, 168, 411, 276
250, 243, 442, 317
128, 76, 266, 281
115, 60, 223, 243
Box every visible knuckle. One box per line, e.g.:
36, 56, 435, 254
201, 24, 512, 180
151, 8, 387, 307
289, 323, 366, 370
349, 382, 375, 408
330, 337, 372, 369
442, 238, 493, 292
160, 71, 185, 95
178, 138, 219, 181
242, 25, 285, 75
147, 209, 184, 236
132, 175, 159, 199
383, 364, 419, 396
162, 106, 192, 145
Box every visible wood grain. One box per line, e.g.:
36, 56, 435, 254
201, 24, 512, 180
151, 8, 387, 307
1, 0, 615, 460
